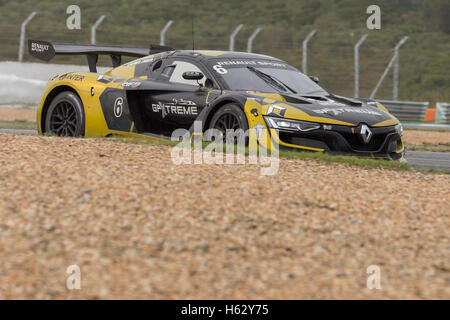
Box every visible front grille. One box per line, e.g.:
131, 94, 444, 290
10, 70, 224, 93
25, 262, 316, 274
340, 132, 387, 152
276, 125, 396, 154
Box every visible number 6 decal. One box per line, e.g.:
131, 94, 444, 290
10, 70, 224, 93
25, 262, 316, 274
213, 65, 228, 74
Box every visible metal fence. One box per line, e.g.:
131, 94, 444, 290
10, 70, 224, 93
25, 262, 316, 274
0, 16, 423, 102
0, 12, 448, 113
436, 103, 450, 124
359, 98, 428, 122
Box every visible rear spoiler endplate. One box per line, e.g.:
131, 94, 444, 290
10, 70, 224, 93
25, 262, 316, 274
28, 40, 174, 72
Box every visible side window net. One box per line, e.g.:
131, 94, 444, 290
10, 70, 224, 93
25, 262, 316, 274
168, 61, 207, 86
161, 65, 175, 78
152, 60, 162, 72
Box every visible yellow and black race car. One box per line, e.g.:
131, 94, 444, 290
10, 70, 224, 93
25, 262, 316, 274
29, 40, 404, 159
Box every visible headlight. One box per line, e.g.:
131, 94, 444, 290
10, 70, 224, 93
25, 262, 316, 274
395, 123, 403, 136
265, 116, 320, 132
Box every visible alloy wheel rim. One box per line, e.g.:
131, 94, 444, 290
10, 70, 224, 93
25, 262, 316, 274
214, 113, 240, 132
213, 113, 242, 143
49, 101, 78, 136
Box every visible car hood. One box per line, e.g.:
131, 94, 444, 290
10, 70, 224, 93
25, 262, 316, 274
246, 92, 398, 127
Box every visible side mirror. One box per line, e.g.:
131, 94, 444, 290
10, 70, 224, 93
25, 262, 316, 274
309, 76, 319, 84
182, 71, 204, 81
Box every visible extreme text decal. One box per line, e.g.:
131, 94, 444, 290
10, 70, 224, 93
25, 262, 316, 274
151, 99, 198, 119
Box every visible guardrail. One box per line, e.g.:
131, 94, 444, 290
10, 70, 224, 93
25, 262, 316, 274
359, 98, 428, 122
436, 103, 450, 124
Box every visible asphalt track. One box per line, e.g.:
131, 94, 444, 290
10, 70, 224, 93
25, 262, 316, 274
405, 151, 450, 171
1, 129, 449, 171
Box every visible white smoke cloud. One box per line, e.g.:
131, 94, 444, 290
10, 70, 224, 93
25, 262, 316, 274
0, 74, 46, 106
0, 61, 109, 108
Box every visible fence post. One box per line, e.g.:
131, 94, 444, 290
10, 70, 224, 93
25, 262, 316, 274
247, 27, 262, 53
354, 34, 368, 98
359, 99, 429, 122
91, 15, 106, 45
18, 12, 37, 62
435, 102, 449, 124
302, 30, 316, 74
393, 36, 408, 101
229, 24, 244, 51
370, 36, 408, 99
160, 20, 174, 46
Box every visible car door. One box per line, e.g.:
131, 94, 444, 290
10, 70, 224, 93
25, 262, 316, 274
146, 58, 218, 136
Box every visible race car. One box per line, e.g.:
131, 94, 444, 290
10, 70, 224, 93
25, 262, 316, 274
28, 40, 404, 159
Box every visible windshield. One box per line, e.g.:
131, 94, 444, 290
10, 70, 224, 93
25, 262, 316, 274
208, 58, 327, 95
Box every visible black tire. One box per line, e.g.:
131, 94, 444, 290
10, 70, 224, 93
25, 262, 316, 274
208, 104, 249, 143
45, 91, 85, 137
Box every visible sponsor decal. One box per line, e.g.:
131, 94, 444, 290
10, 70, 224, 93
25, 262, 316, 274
97, 75, 128, 84
30, 42, 50, 53
124, 58, 154, 67
122, 81, 141, 88
246, 97, 263, 103
114, 97, 124, 118
216, 60, 287, 68
97, 75, 113, 84
267, 105, 286, 117
312, 107, 381, 116
316, 100, 346, 107
256, 61, 288, 68
151, 99, 198, 119
212, 60, 288, 74
59, 73, 85, 81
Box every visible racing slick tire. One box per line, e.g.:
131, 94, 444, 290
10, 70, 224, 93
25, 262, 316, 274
208, 104, 249, 144
45, 91, 85, 137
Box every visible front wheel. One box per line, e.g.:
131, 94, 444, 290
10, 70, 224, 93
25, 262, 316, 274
45, 91, 85, 137
208, 104, 249, 143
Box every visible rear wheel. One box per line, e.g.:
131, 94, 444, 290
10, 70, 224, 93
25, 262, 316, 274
45, 91, 85, 137
209, 104, 249, 143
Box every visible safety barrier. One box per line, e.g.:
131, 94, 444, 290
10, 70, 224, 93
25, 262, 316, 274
359, 99, 428, 122
436, 103, 450, 124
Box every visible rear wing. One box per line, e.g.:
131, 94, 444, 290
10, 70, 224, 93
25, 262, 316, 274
28, 40, 174, 72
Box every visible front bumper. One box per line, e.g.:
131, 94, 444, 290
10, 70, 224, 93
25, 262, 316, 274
270, 124, 404, 160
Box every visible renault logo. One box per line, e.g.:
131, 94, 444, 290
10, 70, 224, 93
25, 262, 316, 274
360, 124, 372, 144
